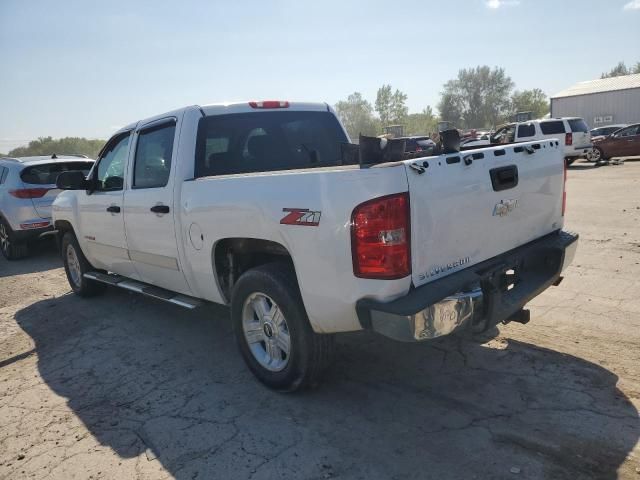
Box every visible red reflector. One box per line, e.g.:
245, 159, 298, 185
20, 221, 50, 230
351, 193, 411, 279
565, 132, 572, 146
9, 188, 51, 199
249, 100, 290, 109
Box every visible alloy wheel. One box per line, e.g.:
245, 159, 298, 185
0, 223, 10, 255
241, 292, 291, 372
66, 244, 82, 287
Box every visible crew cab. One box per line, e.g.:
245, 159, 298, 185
491, 117, 592, 165
52, 101, 578, 391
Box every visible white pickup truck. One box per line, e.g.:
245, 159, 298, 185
52, 101, 578, 391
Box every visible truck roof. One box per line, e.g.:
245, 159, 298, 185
115, 101, 332, 136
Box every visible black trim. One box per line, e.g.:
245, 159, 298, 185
356, 230, 578, 331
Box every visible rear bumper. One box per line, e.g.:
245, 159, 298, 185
12, 223, 54, 242
566, 145, 593, 158
356, 230, 578, 342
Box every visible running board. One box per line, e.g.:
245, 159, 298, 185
83, 272, 203, 309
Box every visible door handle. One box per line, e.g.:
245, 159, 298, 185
150, 205, 170, 214
106, 205, 121, 213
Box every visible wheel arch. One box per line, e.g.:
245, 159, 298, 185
212, 237, 298, 304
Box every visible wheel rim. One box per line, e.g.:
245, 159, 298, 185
241, 292, 291, 372
0, 223, 9, 254
592, 148, 601, 161
66, 244, 82, 287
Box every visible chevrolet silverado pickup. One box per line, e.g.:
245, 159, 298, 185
52, 101, 578, 391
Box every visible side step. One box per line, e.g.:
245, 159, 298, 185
84, 272, 203, 309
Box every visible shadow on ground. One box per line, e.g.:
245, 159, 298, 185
12, 290, 640, 480
0, 239, 60, 278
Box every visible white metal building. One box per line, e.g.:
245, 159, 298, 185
550, 73, 640, 128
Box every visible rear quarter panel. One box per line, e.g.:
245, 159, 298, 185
180, 165, 412, 333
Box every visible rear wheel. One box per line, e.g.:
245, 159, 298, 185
231, 263, 334, 392
61, 232, 105, 297
0, 218, 28, 260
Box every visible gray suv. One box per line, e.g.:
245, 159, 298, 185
0, 155, 94, 260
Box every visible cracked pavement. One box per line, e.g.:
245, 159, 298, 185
1, 159, 640, 480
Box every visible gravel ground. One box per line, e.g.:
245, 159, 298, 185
1, 159, 639, 480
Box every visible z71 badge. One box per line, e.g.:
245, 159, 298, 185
280, 208, 321, 226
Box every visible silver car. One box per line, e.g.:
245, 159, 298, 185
0, 155, 94, 260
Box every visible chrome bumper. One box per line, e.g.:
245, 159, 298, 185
357, 230, 579, 342
369, 288, 483, 342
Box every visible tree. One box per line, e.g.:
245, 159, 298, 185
601, 61, 640, 78
404, 107, 439, 136
437, 66, 514, 128
510, 88, 549, 119
334, 92, 380, 140
8, 136, 105, 159
375, 84, 408, 125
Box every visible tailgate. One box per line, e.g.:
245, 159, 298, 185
404, 141, 565, 288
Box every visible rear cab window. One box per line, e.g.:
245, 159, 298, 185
195, 111, 348, 177
20, 161, 94, 185
539, 121, 566, 135
568, 119, 589, 133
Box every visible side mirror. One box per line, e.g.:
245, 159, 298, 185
56, 170, 89, 190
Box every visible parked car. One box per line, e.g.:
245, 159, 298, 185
0, 155, 94, 259
490, 118, 592, 165
399, 136, 436, 155
52, 100, 577, 391
590, 124, 626, 139
590, 123, 640, 162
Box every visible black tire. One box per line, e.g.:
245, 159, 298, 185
61, 231, 106, 297
0, 217, 29, 260
231, 263, 334, 392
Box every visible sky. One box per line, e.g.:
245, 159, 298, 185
1, 0, 639, 152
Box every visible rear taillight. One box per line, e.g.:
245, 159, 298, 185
565, 132, 572, 146
9, 188, 51, 199
249, 100, 290, 109
351, 192, 411, 279
562, 161, 567, 216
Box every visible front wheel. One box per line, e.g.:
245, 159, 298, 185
61, 232, 105, 297
231, 263, 334, 392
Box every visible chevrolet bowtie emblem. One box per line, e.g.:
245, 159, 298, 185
493, 199, 518, 217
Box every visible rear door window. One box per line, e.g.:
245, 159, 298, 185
539, 121, 566, 135
516, 123, 536, 138
20, 161, 94, 185
195, 111, 348, 177
568, 119, 589, 133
